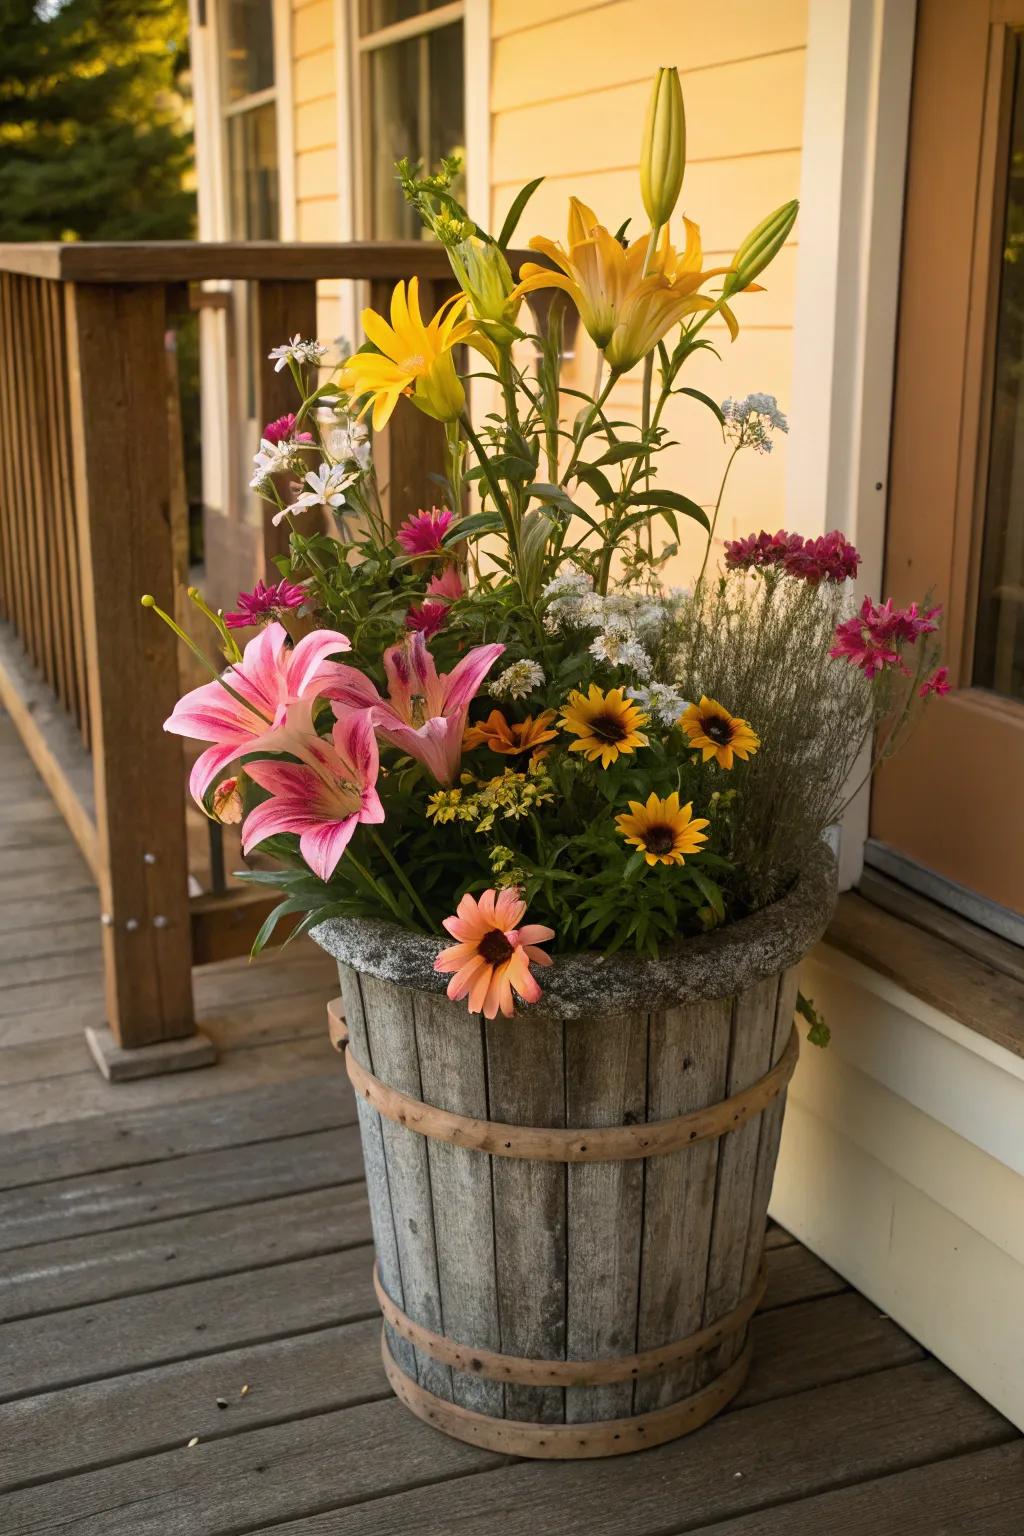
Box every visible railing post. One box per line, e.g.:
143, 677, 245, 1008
64, 280, 211, 1076
253, 279, 320, 571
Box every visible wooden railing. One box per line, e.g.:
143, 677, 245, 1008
0, 240, 474, 1066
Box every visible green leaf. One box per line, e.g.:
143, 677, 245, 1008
442, 509, 505, 545
796, 990, 831, 1048
676, 387, 726, 426
625, 489, 710, 532
497, 177, 544, 250
592, 441, 649, 467
572, 463, 616, 505
689, 869, 725, 921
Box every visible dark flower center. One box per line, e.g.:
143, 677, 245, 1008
644, 825, 676, 855
589, 711, 627, 743
702, 715, 733, 745
478, 929, 514, 965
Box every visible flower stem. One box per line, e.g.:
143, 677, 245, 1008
370, 830, 437, 932
696, 444, 741, 588
141, 597, 271, 722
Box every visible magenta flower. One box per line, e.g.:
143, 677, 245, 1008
919, 665, 950, 698
405, 602, 448, 638
396, 506, 457, 557
242, 706, 384, 882
164, 622, 353, 806
225, 578, 307, 630
263, 413, 313, 445
426, 565, 464, 601
330, 631, 504, 785
724, 528, 860, 584
830, 597, 942, 680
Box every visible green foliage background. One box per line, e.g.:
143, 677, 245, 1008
0, 0, 195, 241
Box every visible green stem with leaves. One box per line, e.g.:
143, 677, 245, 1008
696, 442, 742, 588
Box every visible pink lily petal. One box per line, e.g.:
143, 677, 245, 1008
299, 817, 359, 882
189, 742, 245, 804
286, 629, 353, 698
443, 642, 505, 715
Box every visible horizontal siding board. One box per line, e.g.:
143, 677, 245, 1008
295, 97, 338, 153
297, 147, 339, 200
492, 50, 805, 182
292, 0, 334, 59
294, 50, 336, 105
491, 0, 808, 112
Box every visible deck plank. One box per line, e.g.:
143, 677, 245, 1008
0, 1285, 922, 1495
24, 1361, 1001, 1536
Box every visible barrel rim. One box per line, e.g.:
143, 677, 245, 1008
312, 840, 836, 1020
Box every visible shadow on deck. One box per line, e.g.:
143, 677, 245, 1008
1, 713, 1022, 1532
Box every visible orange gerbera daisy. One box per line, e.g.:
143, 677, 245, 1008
463, 708, 559, 758
680, 696, 760, 769
434, 888, 555, 1019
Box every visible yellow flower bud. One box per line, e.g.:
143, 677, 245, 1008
640, 67, 686, 231
450, 236, 521, 346
412, 350, 466, 424
724, 199, 799, 295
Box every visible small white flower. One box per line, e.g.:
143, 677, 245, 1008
542, 564, 592, 600
249, 437, 301, 490
628, 682, 689, 725
275, 462, 357, 524
328, 418, 372, 471
490, 660, 545, 701
268, 335, 328, 372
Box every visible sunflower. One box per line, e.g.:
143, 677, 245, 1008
615, 792, 710, 866
463, 709, 559, 759
680, 696, 760, 769
559, 685, 649, 768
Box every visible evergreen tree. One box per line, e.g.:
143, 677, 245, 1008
0, 0, 195, 241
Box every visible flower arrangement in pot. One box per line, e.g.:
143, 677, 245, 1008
151, 68, 946, 1457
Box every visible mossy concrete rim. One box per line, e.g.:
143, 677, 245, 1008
311, 842, 838, 1021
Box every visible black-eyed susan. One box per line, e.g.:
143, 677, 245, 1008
558, 684, 649, 768
680, 696, 760, 770
615, 792, 709, 866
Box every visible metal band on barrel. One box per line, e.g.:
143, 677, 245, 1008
374, 1258, 765, 1387
380, 1329, 753, 1459
330, 1005, 798, 1164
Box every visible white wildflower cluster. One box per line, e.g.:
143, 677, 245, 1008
268, 335, 328, 372
721, 393, 789, 455
249, 437, 306, 492
589, 623, 652, 678
628, 682, 690, 726
489, 659, 545, 701
272, 462, 358, 526
327, 417, 372, 472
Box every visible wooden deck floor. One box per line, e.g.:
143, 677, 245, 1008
2, 714, 1023, 1532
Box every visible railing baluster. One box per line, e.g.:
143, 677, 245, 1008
0, 274, 17, 628
48, 279, 93, 748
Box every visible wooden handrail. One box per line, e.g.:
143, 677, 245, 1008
0, 239, 499, 1069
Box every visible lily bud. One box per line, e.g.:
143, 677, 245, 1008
450, 236, 521, 346
412, 351, 466, 424
724, 199, 799, 295
640, 67, 686, 231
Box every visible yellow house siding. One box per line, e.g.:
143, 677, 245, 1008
289, 0, 342, 336
490, 0, 808, 569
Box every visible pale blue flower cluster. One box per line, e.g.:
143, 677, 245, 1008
721, 393, 789, 454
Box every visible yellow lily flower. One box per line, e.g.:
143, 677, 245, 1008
341, 276, 475, 431
515, 198, 735, 372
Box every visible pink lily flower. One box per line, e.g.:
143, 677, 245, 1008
330, 631, 504, 786
242, 706, 384, 882
164, 622, 353, 806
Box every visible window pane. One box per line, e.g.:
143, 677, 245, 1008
360, 0, 454, 34
227, 102, 279, 240
365, 22, 464, 238
975, 34, 1024, 701
224, 0, 276, 102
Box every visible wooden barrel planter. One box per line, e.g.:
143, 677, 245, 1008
313, 842, 836, 1459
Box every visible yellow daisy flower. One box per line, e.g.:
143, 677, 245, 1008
615, 792, 710, 866
558, 685, 649, 768
340, 277, 475, 432
680, 696, 760, 770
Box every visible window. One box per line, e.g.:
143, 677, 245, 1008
222, 0, 280, 239
872, 0, 1024, 925
354, 1, 465, 239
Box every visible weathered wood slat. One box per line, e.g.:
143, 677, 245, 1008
698, 975, 781, 1389
634, 998, 731, 1413
413, 992, 502, 1415
0, 1125, 363, 1252
0, 1074, 354, 1190
484, 1012, 566, 1423
338, 965, 417, 1383
229, 1362, 1015, 1536
564, 1011, 646, 1422
360, 973, 452, 1401
0, 1249, 375, 1402
0, 1183, 369, 1322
